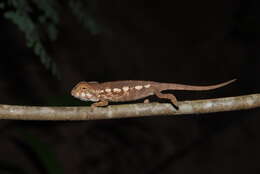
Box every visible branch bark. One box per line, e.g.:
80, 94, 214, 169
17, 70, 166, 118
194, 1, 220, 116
0, 94, 259, 120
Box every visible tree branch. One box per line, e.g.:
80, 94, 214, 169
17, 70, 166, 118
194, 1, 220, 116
0, 94, 259, 120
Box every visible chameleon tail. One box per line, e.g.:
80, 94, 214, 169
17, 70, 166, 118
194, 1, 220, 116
157, 79, 236, 91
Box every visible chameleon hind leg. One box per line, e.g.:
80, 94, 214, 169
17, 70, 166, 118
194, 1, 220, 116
152, 88, 178, 107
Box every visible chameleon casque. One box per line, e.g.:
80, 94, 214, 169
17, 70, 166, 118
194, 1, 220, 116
71, 79, 236, 107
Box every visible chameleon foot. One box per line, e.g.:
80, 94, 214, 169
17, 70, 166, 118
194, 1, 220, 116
91, 100, 109, 107
153, 88, 179, 109
144, 99, 150, 104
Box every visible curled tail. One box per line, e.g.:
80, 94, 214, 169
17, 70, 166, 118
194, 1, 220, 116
157, 79, 236, 91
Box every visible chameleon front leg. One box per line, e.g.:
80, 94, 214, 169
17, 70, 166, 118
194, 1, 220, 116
152, 88, 178, 107
144, 99, 150, 103
91, 100, 109, 107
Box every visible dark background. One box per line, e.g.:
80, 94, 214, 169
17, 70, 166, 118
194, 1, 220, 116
0, 0, 259, 173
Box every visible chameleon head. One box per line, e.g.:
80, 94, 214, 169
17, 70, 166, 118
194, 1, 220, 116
71, 81, 99, 102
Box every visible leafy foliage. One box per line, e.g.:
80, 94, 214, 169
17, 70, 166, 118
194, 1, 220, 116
1, 0, 106, 78
69, 0, 105, 35
2, 0, 60, 78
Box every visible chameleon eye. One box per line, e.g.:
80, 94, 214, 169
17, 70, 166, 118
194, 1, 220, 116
82, 87, 86, 90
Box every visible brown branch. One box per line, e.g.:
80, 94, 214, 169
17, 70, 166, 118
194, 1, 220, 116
0, 94, 259, 120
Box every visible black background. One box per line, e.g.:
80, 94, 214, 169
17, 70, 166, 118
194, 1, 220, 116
0, 0, 259, 173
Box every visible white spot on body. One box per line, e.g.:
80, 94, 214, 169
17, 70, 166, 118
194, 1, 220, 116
135, 85, 143, 90
76, 92, 80, 97
123, 86, 129, 92
144, 84, 151, 88
113, 88, 121, 92
81, 92, 86, 97
86, 93, 92, 97
105, 88, 111, 93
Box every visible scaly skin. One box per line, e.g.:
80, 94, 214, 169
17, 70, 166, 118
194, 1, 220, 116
71, 79, 236, 107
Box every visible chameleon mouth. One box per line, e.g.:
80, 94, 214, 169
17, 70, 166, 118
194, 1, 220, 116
71, 90, 84, 100
71, 90, 99, 102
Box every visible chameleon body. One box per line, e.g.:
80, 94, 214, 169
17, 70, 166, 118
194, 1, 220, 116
71, 79, 236, 107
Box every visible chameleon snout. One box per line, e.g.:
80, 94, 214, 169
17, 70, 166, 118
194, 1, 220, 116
71, 87, 82, 99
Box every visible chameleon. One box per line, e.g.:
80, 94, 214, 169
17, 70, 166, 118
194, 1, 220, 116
71, 79, 236, 107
